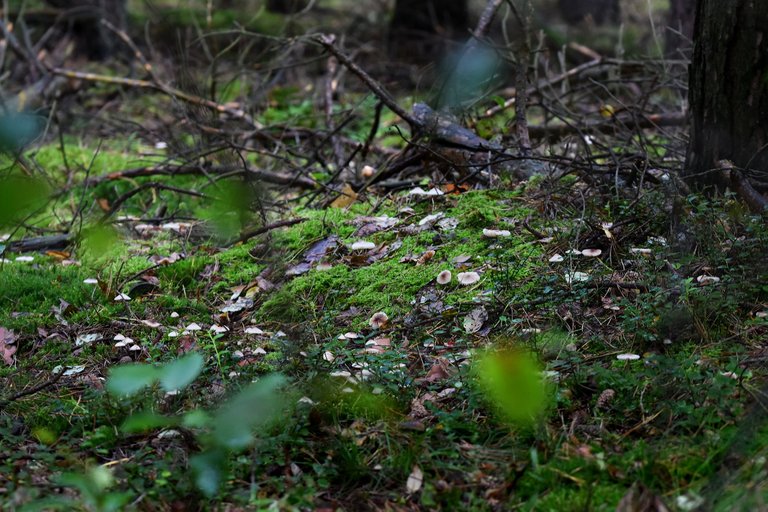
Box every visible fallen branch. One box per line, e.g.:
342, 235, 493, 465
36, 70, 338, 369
480, 58, 687, 120
0, 366, 65, 411
102, 182, 209, 221
720, 160, 768, 214
4, 233, 73, 253
85, 164, 317, 190
225, 217, 308, 247
49, 67, 262, 129
525, 112, 687, 139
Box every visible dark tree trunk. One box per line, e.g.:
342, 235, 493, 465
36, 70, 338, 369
266, 0, 310, 14
388, 0, 469, 59
664, 0, 696, 58
685, 0, 768, 187
44, 0, 126, 60
557, 0, 620, 25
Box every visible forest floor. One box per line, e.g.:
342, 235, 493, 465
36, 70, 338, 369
2, 4, 768, 511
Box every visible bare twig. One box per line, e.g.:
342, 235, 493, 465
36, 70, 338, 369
481, 58, 604, 119
472, 0, 504, 42
225, 217, 308, 247
49, 67, 263, 129
525, 112, 686, 139
720, 160, 768, 214
313, 34, 419, 129
102, 182, 209, 221
84, 164, 317, 190
0, 367, 66, 411
507, 0, 534, 156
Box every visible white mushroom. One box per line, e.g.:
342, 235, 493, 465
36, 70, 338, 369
482, 228, 511, 238
457, 272, 480, 285
350, 240, 376, 251
369, 311, 389, 329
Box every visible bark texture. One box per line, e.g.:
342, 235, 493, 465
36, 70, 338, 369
388, 0, 469, 59
664, 0, 696, 57
266, 0, 310, 14
685, 0, 768, 186
557, 0, 619, 25
45, 0, 126, 60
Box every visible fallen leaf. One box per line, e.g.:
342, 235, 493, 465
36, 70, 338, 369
463, 307, 488, 334
422, 358, 452, 382
0, 327, 17, 365
418, 212, 444, 227
406, 465, 423, 494
75, 333, 103, 347
416, 250, 435, 265
330, 183, 358, 208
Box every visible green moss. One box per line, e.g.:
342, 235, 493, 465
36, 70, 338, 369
525, 483, 627, 511
0, 262, 102, 332
256, 191, 541, 333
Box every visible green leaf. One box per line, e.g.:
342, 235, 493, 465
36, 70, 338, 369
212, 374, 287, 450
0, 114, 44, 152
182, 409, 211, 429
121, 411, 178, 433
106, 364, 159, 397
199, 179, 258, 240
159, 352, 204, 392
475, 349, 552, 425
190, 449, 227, 497
80, 225, 122, 261
0, 174, 50, 228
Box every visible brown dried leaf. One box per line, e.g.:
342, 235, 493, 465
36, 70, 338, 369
0, 327, 17, 365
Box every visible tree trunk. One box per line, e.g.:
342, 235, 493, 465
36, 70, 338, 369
557, 0, 619, 25
664, 0, 695, 58
388, 0, 469, 60
266, 0, 310, 14
685, 0, 768, 188
45, 0, 126, 60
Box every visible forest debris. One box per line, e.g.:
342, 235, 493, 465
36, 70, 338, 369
463, 307, 488, 333
406, 465, 424, 494
0, 327, 17, 365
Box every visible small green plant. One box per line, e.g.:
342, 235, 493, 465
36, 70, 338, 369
106, 353, 288, 497
474, 347, 553, 425
31, 466, 133, 512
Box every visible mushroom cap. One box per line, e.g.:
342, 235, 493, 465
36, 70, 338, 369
369, 311, 389, 329
482, 228, 511, 238
457, 271, 480, 285
350, 240, 376, 251
436, 270, 452, 285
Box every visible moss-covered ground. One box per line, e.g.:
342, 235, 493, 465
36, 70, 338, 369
1, 2, 767, 508
2, 147, 767, 509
